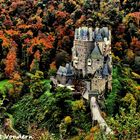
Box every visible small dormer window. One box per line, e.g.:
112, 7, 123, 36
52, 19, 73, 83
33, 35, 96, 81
88, 59, 92, 66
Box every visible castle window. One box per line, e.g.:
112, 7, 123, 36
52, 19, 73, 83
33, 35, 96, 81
74, 60, 78, 64
88, 59, 92, 66
74, 57, 78, 65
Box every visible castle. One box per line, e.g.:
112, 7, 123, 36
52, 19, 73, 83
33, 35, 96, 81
56, 26, 112, 97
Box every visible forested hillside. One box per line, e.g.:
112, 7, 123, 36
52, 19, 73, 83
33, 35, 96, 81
0, 0, 140, 139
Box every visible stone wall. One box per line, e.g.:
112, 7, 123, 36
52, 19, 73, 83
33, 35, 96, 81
72, 40, 94, 77
91, 78, 106, 94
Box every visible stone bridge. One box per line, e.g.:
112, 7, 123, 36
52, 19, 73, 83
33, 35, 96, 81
82, 81, 113, 135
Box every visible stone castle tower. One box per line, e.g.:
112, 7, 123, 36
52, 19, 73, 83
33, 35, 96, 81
72, 27, 94, 77
72, 26, 112, 94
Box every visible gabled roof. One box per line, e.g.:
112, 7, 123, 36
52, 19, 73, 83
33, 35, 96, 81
57, 63, 74, 76
91, 43, 102, 59
57, 66, 66, 75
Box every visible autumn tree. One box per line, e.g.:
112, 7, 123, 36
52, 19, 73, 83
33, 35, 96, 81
4, 46, 17, 77
9, 72, 23, 101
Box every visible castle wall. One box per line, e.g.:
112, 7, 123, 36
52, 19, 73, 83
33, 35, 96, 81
91, 78, 106, 94
87, 58, 104, 75
72, 40, 94, 76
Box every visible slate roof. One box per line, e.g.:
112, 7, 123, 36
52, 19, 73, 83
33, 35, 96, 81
91, 43, 102, 59
95, 32, 103, 41
57, 63, 74, 76
102, 63, 110, 76
94, 27, 109, 41
100, 27, 109, 39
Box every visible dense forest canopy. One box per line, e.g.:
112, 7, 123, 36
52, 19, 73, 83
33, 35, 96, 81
0, 0, 140, 139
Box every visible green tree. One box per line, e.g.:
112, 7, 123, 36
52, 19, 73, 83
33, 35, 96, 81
105, 66, 122, 115
30, 71, 48, 98
10, 87, 73, 134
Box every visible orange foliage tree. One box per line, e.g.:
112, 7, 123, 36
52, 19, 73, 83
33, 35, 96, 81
5, 46, 17, 77
130, 37, 140, 50
9, 72, 23, 98
27, 34, 54, 54
0, 32, 10, 47
128, 12, 140, 26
